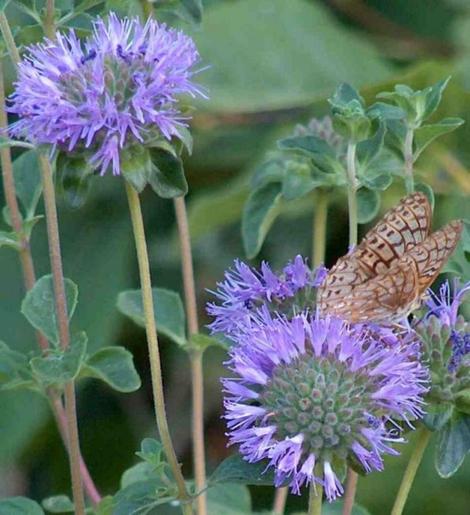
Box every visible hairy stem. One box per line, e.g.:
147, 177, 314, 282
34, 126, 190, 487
39, 155, 86, 515
0, 32, 101, 508
312, 191, 329, 267
44, 0, 55, 39
342, 469, 359, 515
272, 487, 288, 514
125, 184, 192, 515
0, 12, 21, 65
391, 427, 431, 515
346, 143, 358, 249
174, 196, 207, 515
343, 141, 359, 515
404, 127, 415, 194
308, 480, 323, 515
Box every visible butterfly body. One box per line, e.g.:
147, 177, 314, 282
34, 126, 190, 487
317, 193, 463, 323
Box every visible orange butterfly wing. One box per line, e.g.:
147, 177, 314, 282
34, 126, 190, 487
319, 220, 463, 323
317, 192, 432, 315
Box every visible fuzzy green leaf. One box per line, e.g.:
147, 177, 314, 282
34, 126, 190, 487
117, 288, 187, 346
21, 275, 78, 345
0, 230, 20, 250
357, 188, 381, 223
242, 182, 282, 259
0, 497, 44, 514
148, 148, 188, 198
82, 346, 141, 393
41, 495, 74, 513
210, 454, 278, 486
57, 153, 94, 209
12, 150, 42, 218
435, 412, 470, 478
207, 484, 251, 515
414, 118, 464, 160
415, 182, 435, 210
30, 332, 87, 386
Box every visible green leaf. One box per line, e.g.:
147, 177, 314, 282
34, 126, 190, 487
207, 484, 251, 515
121, 462, 157, 489
136, 438, 163, 466
0, 1, 12, 13
252, 160, 285, 188
367, 102, 406, 121
56, 153, 94, 209
0, 497, 44, 514
21, 275, 78, 345
414, 118, 464, 160
41, 495, 74, 513
93, 496, 113, 515
148, 148, 188, 198
82, 346, 141, 393
421, 77, 451, 121
281, 163, 318, 200
12, 150, 42, 218
121, 146, 153, 194
357, 188, 380, 224
0, 230, 20, 250
112, 480, 171, 515
0, 341, 34, 392
242, 182, 282, 259
423, 403, 454, 432
329, 83, 364, 109
189, 333, 229, 352
30, 332, 87, 386
360, 172, 392, 191
116, 288, 187, 346
356, 123, 386, 169
211, 454, 280, 486
278, 135, 336, 158
435, 412, 470, 478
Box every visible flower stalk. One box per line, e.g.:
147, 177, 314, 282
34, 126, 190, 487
391, 427, 431, 515
342, 470, 359, 515
0, 22, 101, 507
308, 465, 323, 515
345, 143, 358, 248
44, 0, 55, 39
125, 183, 192, 514
404, 127, 415, 194
173, 195, 207, 515
272, 487, 288, 514
312, 191, 329, 267
39, 155, 86, 515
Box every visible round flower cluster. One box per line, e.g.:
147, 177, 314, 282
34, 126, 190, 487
223, 312, 427, 499
207, 255, 326, 337
416, 280, 470, 414
209, 256, 428, 500
8, 13, 204, 175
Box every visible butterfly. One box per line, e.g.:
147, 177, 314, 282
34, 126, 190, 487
316, 192, 463, 323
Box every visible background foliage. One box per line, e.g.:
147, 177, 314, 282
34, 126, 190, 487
0, 0, 469, 513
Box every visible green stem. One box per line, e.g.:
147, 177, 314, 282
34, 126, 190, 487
346, 143, 358, 248
125, 183, 192, 515
39, 155, 86, 515
0, 16, 101, 506
173, 196, 207, 515
391, 427, 431, 515
404, 127, 415, 194
308, 479, 323, 515
0, 12, 20, 65
44, 0, 55, 39
312, 191, 329, 267
272, 486, 288, 514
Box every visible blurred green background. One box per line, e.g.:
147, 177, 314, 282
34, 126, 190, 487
0, 0, 469, 513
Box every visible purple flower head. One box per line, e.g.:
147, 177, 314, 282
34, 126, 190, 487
223, 312, 427, 500
418, 279, 470, 375
8, 13, 205, 175
425, 279, 470, 328
207, 256, 321, 336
